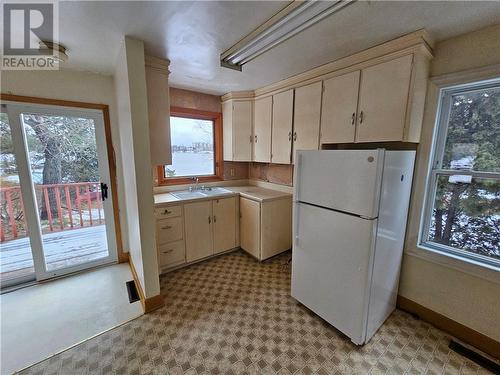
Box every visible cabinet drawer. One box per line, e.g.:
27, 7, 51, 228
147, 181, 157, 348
157, 217, 183, 244
158, 241, 185, 267
155, 205, 182, 219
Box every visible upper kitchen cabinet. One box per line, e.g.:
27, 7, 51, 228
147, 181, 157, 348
356, 54, 413, 142
271, 89, 294, 164
292, 81, 322, 163
320, 53, 429, 144
145, 56, 172, 166
253, 96, 272, 163
222, 98, 253, 161
321, 70, 360, 144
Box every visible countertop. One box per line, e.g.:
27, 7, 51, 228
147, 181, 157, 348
154, 185, 292, 206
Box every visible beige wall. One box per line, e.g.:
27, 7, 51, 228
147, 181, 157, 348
0, 68, 129, 252
114, 37, 160, 299
400, 24, 500, 341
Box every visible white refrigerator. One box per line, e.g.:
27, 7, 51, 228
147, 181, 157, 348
291, 149, 415, 345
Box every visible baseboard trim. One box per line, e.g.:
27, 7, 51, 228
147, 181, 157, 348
144, 294, 164, 313
128, 257, 164, 313
397, 296, 500, 359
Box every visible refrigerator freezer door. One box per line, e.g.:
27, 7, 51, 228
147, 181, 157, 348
295, 149, 384, 218
291, 202, 377, 344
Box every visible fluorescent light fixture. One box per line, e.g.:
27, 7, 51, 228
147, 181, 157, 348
221, 0, 355, 71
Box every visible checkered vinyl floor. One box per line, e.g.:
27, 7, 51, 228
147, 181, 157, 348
18, 250, 491, 374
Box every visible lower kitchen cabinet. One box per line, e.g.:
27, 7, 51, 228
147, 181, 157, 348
184, 200, 213, 262
183, 196, 238, 263
213, 197, 237, 254
239, 196, 292, 260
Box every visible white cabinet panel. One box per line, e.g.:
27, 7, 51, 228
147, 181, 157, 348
293, 81, 322, 163
356, 55, 413, 142
253, 96, 272, 162
271, 89, 294, 164
240, 197, 260, 259
184, 200, 213, 262
320, 71, 360, 144
213, 197, 237, 254
232, 101, 253, 161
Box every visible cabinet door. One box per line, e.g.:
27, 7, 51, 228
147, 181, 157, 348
253, 96, 272, 162
213, 197, 237, 254
356, 55, 413, 142
320, 70, 360, 144
232, 101, 253, 161
239, 197, 260, 259
146, 65, 172, 165
271, 89, 294, 164
222, 101, 233, 161
292, 81, 322, 163
184, 201, 213, 262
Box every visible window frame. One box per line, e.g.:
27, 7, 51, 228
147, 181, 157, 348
419, 78, 500, 269
157, 106, 223, 186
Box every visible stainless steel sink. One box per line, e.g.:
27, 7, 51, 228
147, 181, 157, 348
171, 191, 206, 199
199, 187, 232, 196
171, 187, 232, 200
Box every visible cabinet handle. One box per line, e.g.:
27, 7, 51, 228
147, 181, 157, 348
351, 112, 356, 125
208, 216, 211, 224
162, 249, 174, 254
254, 135, 258, 143
213, 215, 217, 223
161, 225, 172, 230
288, 131, 292, 141
163, 209, 172, 214
293, 132, 297, 141
250, 135, 253, 143
359, 111, 364, 124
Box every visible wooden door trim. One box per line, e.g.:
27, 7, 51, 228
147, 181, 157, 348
0, 93, 127, 263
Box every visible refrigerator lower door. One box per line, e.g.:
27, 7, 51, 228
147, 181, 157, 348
291, 202, 377, 345
294, 149, 384, 219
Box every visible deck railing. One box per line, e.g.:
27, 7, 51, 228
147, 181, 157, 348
0, 182, 103, 243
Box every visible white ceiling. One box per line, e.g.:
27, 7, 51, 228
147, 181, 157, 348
53, 1, 500, 94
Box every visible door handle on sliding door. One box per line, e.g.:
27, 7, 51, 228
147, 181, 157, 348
100, 182, 108, 201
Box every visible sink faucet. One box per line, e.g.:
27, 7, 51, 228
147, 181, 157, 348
189, 176, 199, 191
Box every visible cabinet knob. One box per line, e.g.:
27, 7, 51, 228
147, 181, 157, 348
359, 111, 364, 124
249, 135, 253, 143
351, 112, 356, 125
163, 209, 172, 214
161, 225, 172, 230
208, 216, 211, 224
213, 215, 217, 223
288, 131, 292, 141
254, 135, 258, 143
293, 132, 297, 141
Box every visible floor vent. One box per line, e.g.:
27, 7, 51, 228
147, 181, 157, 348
126, 280, 140, 303
449, 340, 500, 373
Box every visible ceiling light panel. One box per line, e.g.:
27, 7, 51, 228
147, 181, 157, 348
221, 0, 355, 71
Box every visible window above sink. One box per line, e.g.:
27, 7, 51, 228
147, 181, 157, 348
157, 107, 223, 186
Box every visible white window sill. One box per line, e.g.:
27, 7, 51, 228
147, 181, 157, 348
406, 244, 500, 285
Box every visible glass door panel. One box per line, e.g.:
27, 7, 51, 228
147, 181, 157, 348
3, 102, 117, 284
0, 111, 36, 286
19, 111, 114, 276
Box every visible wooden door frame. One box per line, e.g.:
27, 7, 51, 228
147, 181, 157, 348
0, 93, 127, 263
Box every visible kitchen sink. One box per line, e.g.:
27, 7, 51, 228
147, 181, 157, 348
199, 187, 232, 196
171, 187, 232, 200
170, 191, 206, 199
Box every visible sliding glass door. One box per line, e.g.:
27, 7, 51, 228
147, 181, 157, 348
0, 101, 117, 287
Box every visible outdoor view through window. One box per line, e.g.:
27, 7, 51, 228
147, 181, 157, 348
424, 83, 499, 264
165, 116, 214, 178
